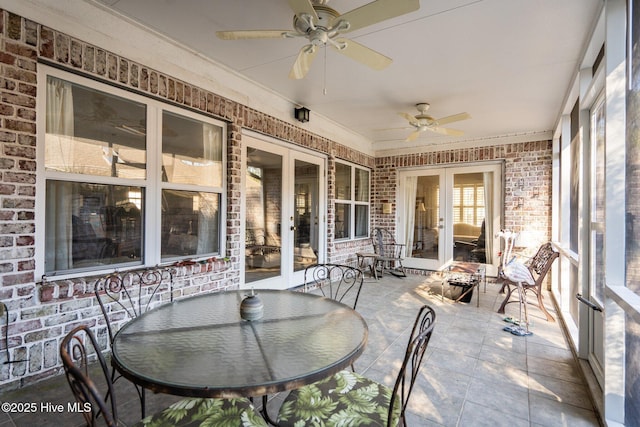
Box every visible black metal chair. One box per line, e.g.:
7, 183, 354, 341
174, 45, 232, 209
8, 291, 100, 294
258, 263, 367, 423
94, 268, 173, 417
303, 263, 365, 310
372, 228, 407, 277
277, 304, 436, 427
60, 325, 268, 427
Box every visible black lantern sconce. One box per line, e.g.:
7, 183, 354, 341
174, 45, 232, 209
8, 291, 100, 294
294, 106, 310, 123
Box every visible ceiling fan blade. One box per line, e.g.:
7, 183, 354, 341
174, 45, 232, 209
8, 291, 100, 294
289, 45, 319, 79
433, 112, 471, 126
374, 126, 413, 131
332, 38, 391, 70
428, 126, 464, 136
406, 130, 421, 141
398, 112, 418, 125
216, 30, 289, 40
339, 0, 420, 33
288, 0, 319, 22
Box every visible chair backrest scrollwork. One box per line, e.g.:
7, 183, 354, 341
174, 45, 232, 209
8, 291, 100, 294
95, 267, 174, 344
303, 264, 364, 310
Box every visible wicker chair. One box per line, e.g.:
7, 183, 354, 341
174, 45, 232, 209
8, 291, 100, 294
498, 242, 559, 321
277, 305, 436, 427
60, 325, 268, 427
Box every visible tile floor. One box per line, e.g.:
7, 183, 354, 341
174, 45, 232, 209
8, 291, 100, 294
0, 273, 602, 426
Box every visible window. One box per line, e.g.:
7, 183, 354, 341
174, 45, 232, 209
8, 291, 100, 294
40, 69, 225, 276
452, 183, 484, 227
335, 162, 370, 239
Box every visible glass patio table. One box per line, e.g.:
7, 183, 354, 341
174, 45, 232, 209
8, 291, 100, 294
111, 289, 368, 399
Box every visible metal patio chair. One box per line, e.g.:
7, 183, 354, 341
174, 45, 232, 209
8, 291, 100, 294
303, 263, 365, 309
277, 304, 436, 427
94, 268, 173, 417
498, 242, 559, 322
60, 325, 267, 427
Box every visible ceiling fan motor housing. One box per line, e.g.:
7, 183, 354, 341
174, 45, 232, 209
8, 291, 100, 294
293, 5, 339, 34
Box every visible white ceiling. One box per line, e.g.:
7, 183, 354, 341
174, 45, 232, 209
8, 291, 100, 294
89, 0, 603, 153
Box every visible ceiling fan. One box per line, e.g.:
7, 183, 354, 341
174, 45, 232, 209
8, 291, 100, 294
399, 103, 471, 141
216, 0, 420, 79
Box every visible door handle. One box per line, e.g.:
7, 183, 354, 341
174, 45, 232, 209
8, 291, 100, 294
576, 294, 603, 312
290, 226, 297, 231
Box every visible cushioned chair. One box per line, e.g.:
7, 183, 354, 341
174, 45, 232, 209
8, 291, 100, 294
277, 305, 436, 427
498, 242, 559, 321
94, 268, 174, 417
304, 263, 364, 309
372, 228, 406, 277
60, 324, 268, 427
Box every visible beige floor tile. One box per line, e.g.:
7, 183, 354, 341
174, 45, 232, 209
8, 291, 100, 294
473, 359, 530, 389
465, 376, 530, 421
529, 394, 600, 427
528, 372, 594, 410
459, 400, 530, 427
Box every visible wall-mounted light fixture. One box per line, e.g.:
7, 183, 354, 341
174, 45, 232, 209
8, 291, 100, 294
294, 106, 310, 123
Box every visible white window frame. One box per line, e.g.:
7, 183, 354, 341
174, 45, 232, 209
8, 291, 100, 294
35, 65, 226, 279
334, 161, 371, 241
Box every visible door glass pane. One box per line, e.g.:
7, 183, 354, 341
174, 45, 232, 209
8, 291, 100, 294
412, 175, 439, 260
294, 160, 319, 272
245, 148, 282, 283
452, 173, 488, 263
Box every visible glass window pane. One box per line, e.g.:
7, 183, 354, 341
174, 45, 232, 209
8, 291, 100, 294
355, 168, 369, 202
335, 163, 351, 200
161, 190, 220, 258
45, 76, 146, 179
45, 180, 143, 273
335, 203, 350, 239
162, 111, 223, 187
453, 187, 461, 205
463, 187, 474, 204
355, 205, 368, 238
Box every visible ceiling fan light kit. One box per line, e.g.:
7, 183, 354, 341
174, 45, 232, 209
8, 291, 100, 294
216, 0, 420, 79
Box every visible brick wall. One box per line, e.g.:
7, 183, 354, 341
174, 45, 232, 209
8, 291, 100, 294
0, 8, 552, 389
372, 141, 554, 254
0, 9, 376, 389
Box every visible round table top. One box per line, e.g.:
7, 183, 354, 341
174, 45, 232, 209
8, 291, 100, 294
111, 289, 368, 398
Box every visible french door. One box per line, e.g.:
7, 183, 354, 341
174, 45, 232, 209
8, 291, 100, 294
242, 133, 325, 289
398, 163, 501, 275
